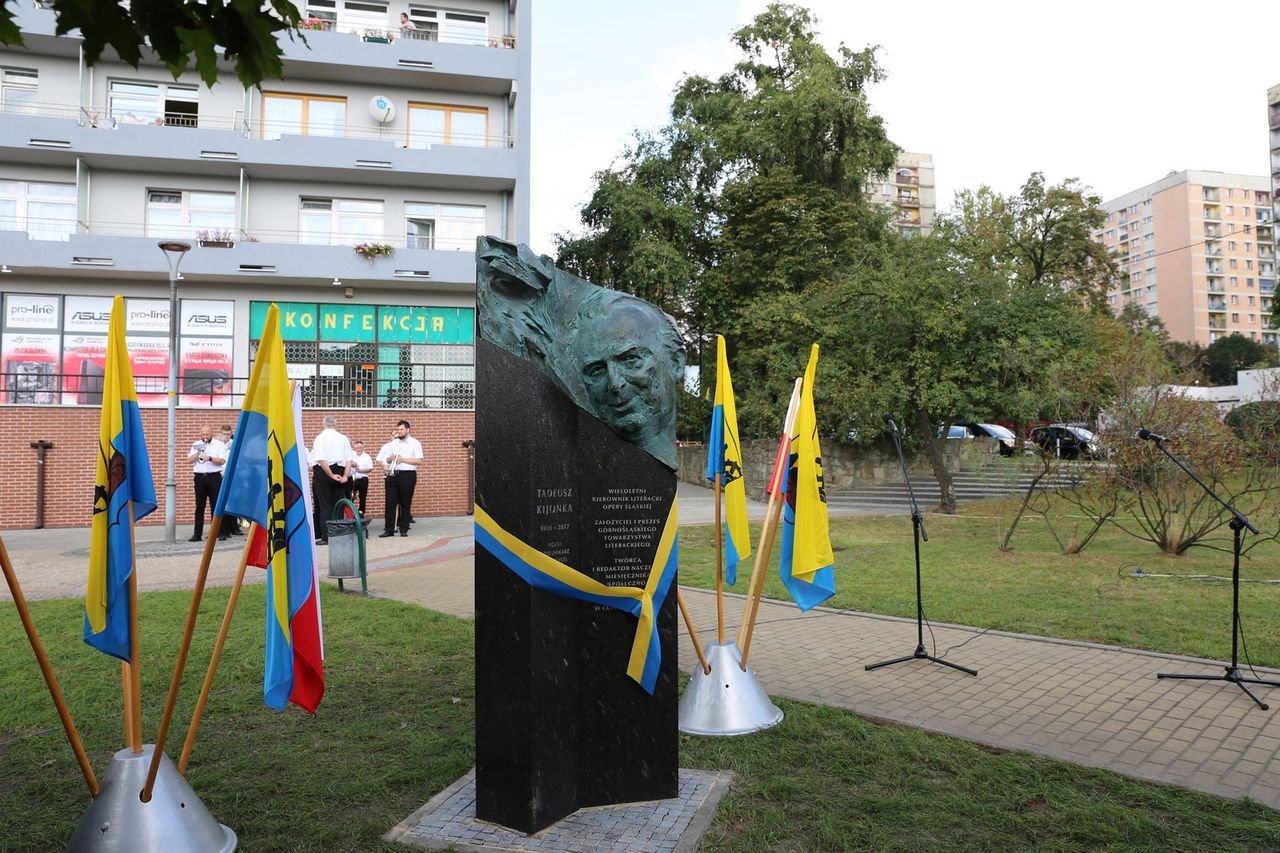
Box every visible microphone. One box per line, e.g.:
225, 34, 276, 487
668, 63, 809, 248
882, 413, 898, 432
1137, 428, 1166, 443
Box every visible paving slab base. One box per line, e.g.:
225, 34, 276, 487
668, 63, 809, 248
384, 768, 732, 853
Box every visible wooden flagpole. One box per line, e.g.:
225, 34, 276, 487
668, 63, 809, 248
178, 526, 256, 774
0, 535, 99, 797
121, 663, 134, 749
141, 514, 222, 802
126, 499, 143, 753
737, 378, 802, 650
713, 472, 724, 644
737, 496, 786, 672
675, 588, 712, 675
737, 378, 803, 669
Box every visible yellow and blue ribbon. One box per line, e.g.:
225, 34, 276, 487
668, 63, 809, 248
474, 498, 678, 694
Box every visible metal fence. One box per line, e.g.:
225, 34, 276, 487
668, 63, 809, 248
0, 370, 474, 411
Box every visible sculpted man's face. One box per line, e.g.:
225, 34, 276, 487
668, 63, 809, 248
579, 305, 675, 441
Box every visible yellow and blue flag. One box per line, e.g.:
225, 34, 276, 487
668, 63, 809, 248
85, 295, 156, 660
216, 305, 324, 711
704, 335, 750, 584
778, 345, 834, 611
475, 499, 679, 694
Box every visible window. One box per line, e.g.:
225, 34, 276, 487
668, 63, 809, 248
407, 6, 488, 44
0, 180, 75, 240
1227, 206, 1234, 215
1232, 313, 1240, 323
1243, 207, 1250, 217
1249, 314, 1256, 324
407, 103, 489, 147
1230, 259, 1238, 269
1247, 259, 1253, 270
404, 202, 484, 250
1230, 295, 1239, 305
1229, 241, 1237, 250
305, 0, 389, 31
0, 66, 37, 114
108, 80, 198, 127
1230, 277, 1239, 286
145, 190, 235, 239
1248, 296, 1256, 306
262, 93, 346, 140
300, 197, 383, 245
1247, 278, 1254, 287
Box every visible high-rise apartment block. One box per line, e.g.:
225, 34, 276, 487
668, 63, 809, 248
1097, 171, 1276, 347
869, 152, 935, 236
0, 1, 529, 527
1269, 84, 1280, 277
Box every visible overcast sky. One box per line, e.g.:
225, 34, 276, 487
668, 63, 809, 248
529, 1, 1278, 253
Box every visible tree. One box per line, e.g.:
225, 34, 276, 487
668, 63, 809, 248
1204, 333, 1277, 385
1, 0, 305, 87
556, 2, 897, 403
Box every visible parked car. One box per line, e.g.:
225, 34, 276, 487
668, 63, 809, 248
1030, 423, 1106, 460
939, 421, 1018, 456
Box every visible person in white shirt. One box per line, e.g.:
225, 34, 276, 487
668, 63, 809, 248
186, 424, 228, 542
218, 424, 245, 536
376, 419, 423, 537
347, 439, 374, 516
311, 415, 353, 545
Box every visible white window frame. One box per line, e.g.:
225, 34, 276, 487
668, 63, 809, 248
407, 6, 489, 44
0, 66, 37, 115
300, 197, 384, 246
108, 79, 198, 127
403, 202, 485, 251
145, 189, 236, 239
0, 179, 76, 241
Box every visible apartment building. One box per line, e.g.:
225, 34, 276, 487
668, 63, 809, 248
1096, 171, 1276, 348
869, 151, 935, 236
0, 0, 529, 527
1270, 84, 1280, 273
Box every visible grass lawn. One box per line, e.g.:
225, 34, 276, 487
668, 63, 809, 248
678, 499, 1280, 668
3, 588, 1279, 851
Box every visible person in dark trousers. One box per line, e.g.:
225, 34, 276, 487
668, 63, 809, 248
310, 415, 352, 545
219, 424, 244, 535
376, 419, 423, 537
187, 424, 228, 542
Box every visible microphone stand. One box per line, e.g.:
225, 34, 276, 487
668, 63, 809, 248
1149, 435, 1277, 710
866, 418, 977, 676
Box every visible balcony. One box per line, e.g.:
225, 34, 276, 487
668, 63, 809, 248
298, 17, 516, 49
896, 192, 919, 206
1208, 318, 1227, 330
893, 172, 919, 186
1207, 281, 1225, 293
0, 105, 518, 189
1207, 299, 1227, 311
0, 224, 479, 286
1203, 188, 1220, 202
1204, 225, 1221, 238
1203, 206, 1221, 221
1204, 244, 1223, 257
1205, 263, 1224, 274
1262, 282, 1277, 295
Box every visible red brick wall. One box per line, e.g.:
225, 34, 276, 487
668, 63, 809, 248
0, 407, 475, 529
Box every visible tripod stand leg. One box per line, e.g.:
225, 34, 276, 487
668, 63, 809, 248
864, 653, 920, 672
1234, 680, 1269, 711
926, 655, 977, 676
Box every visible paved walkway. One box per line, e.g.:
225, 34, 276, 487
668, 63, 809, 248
4, 485, 1280, 813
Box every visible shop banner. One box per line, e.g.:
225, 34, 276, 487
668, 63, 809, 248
319, 303, 376, 342
180, 299, 234, 337
179, 337, 234, 406
125, 299, 171, 334
125, 336, 171, 406
4, 293, 60, 331
60, 334, 109, 405
64, 296, 115, 334
1, 332, 60, 403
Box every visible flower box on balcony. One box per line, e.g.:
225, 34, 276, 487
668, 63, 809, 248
198, 240, 235, 248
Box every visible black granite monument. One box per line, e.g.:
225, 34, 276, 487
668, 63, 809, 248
474, 237, 683, 833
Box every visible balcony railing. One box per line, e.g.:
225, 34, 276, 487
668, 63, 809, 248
298, 17, 515, 48
1206, 263, 1224, 274
893, 174, 919, 186
1, 100, 516, 148
1208, 319, 1227, 330
74, 219, 481, 252
0, 215, 75, 241
1262, 282, 1277, 295
1207, 282, 1225, 293
0, 369, 475, 410
1207, 300, 1227, 311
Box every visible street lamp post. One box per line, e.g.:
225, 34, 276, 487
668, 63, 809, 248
158, 241, 192, 544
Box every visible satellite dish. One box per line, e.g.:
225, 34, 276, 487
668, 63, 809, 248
369, 95, 396, 124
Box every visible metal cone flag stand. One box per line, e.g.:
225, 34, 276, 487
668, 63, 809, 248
677, 343, 799, 736
64, 746, 236, 853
